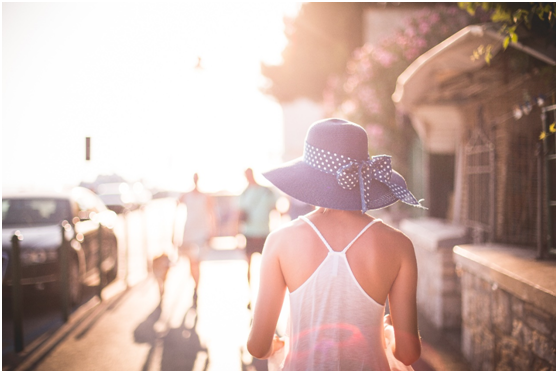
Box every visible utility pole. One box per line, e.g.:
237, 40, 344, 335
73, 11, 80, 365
86, 137, 91, 161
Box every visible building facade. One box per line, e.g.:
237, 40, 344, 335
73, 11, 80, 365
394, 24, 556, 370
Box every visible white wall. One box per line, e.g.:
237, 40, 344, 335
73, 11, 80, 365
280, 98, 324, 161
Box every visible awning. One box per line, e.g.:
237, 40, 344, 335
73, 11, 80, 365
392, 24, 555, 154
393, 24, 555, 111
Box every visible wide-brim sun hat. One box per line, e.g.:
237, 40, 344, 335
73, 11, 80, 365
263, 118, 426, 213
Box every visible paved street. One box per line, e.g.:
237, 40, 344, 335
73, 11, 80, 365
3, 198, 471, 371
16, 248, 262, 371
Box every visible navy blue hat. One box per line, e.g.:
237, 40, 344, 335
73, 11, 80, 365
263, 118, 425, 213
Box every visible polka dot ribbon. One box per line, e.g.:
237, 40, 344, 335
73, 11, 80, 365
304, 142, 425, 213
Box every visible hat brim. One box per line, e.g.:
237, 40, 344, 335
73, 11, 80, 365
263, 157, 409, 211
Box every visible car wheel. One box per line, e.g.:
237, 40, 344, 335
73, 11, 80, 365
68, 258, 82, 306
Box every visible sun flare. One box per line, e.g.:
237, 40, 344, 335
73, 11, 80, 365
3, 2, 301, 194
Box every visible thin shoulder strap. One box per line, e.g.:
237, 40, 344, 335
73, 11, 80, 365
300, 215, 334, 252
341, 219, 382, 254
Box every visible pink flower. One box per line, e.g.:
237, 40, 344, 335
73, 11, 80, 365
357, 87, 381, 115
395, 34, 409, 47
415, 8, 430, 19
429, 13, 440, 23
344, 76, 359, 93
415, 38, 427, 49
362, 43, 374, 55
325, 3, 477, 129
358, 59, 372, 75
347, 60, 357, 74
404, 48, 420, 61
419, 21, 430, 34
374, 48, 397, 68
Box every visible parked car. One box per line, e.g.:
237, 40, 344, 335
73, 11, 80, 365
2, 187, 119, 305
96, 181, 152, 214
96, 182, 134, 214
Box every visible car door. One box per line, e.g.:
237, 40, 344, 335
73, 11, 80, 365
71, 188, 102, 286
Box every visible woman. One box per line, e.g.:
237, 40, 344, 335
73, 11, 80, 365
247, 118, 424, 370
178, 173, 216, 305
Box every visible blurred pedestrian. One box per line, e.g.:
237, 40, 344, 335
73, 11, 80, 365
239, 168, 277, 286
177, 173, 216, 306
247, 118, 425, 370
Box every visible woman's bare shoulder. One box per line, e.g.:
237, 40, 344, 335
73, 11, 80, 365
373, 220, 414, 252
267, 217, 310, 242
264, 218, 312, 255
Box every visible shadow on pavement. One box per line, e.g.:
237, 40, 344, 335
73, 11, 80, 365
134, 303, 208, 371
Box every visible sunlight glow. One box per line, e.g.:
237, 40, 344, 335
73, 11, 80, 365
3, 2, 301, 194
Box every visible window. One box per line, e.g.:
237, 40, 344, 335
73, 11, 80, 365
464, 128, 495, 243
2, 198, 71, 226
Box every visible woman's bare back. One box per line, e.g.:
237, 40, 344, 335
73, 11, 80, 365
260, 208, 421, 364
274, 209, 412, 306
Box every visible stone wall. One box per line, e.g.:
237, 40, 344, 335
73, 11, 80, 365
460, 270, 555, 370
455, 245, 556, 371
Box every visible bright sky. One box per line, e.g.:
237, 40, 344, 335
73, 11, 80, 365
2, 2, 301, 194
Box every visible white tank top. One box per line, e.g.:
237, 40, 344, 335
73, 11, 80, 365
182, 192, 211, 243
283, 215, 390, 371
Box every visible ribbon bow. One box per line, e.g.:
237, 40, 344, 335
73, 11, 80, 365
302, 142, 425, 213
336, 155, 424, 213
336, 156, 393, 213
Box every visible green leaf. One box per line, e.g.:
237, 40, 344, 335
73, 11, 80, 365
503, 36, 510, 49
510, 31, 518, 43
485, 44, 493, 65
458, 2, 478, 15
492, 8, 512, 23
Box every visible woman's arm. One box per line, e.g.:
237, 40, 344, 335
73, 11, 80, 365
247, 232, 287, 359
387, 235, 421, 365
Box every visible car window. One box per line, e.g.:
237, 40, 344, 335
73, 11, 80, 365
71, 188, 107, 218
2, 198, 71, 226
74, 192, 98, 214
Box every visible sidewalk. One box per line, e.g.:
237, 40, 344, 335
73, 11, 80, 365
3, 248, 470, 371
4, 248, 262, 371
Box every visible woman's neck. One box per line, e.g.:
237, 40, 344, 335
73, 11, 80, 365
313, 208, 365, 217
